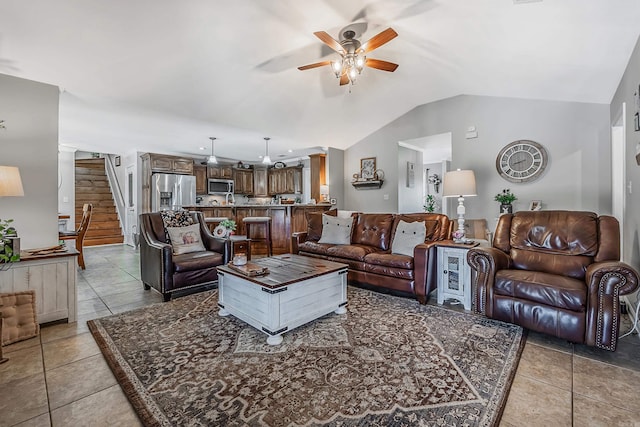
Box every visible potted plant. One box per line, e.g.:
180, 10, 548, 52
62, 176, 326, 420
424, 195, 437, 213
494, 189, 517, 214
0, 218, 20, 266
219, 219, 237, 234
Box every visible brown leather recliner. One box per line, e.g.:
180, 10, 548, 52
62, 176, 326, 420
139, 211, 231, 301
468, 211, 639, 351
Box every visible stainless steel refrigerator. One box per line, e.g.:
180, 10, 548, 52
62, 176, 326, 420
151, 173, 196, 211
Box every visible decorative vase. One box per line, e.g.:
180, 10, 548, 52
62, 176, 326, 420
500, 204, 513, 214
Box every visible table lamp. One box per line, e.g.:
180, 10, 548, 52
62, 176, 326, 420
0, 166, 24, 197
443, 169, 476, 242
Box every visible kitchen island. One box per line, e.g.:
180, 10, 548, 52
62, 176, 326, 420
184, 204, 332, 255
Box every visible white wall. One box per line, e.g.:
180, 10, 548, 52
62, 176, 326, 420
345, 95, 610, 224
57, 147, 76, 229
0, 73, 59, 248
610, 35, 640, 271
397, 145, 423, 213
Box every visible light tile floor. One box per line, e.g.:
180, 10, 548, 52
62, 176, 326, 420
1, 244, 639, 426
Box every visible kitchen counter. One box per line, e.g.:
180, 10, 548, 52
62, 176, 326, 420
184, 204, 332, 254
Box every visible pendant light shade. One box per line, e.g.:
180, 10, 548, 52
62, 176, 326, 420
262, 137, 272, 164
208, 137, 218, 164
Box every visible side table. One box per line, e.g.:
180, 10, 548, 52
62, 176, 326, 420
436, 242, 479, 311
228, 235, 251, 261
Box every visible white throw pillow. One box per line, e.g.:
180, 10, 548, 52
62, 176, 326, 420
391, 220, 426, 257
166, 224, 206, 255
318, 214, 353, 245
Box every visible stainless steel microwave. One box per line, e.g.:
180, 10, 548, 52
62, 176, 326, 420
208, 179, 234, 195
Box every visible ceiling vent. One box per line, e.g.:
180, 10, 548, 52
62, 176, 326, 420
513, 0, 542, 4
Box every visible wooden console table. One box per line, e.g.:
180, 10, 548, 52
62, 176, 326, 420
0, 248, 78, 323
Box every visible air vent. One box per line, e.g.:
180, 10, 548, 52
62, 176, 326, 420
513, 0, 542, 4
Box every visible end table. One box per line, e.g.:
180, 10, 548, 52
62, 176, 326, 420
436, 242, 479, 311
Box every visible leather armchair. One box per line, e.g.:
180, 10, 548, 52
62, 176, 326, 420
468, 211, 638, 351
139, 211, 231, 301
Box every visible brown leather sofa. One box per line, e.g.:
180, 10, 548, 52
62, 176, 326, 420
292, 212, 452, 304
467, 210, 639, 351
139, 211, 231, 301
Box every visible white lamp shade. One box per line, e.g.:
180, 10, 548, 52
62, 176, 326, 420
0, 166, 24, 197
319, 185, 329, 195
442, 169, 476, 197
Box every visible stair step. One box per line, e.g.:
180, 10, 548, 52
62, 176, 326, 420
76, 187, 113, 194
88, 213, 119, 221
76, 180, 109, 187
86, 221, 121, 230
86, 228, 122, 237
84, 236, 124, 246
75, 174, 108, 182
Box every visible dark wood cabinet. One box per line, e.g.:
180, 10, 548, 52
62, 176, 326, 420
268, 167, 303, 195
233, 169, 254, 194
253, 168, 268, 197
194, 164, 207, 195
291, 205, 332, 234
208, 164, 233, 179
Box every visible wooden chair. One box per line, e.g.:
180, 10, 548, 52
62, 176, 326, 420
59, 203, 92, 269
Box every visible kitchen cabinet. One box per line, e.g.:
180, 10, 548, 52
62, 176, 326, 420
208, 164, 233, 179
253, 168, 268, 197
194, 164, 207, 195
140, 153, 195, 212
268, 167, 303, 195
291, 205, 331, 234
234, 169, 254, 194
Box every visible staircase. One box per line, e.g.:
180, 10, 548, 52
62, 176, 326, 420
74, 159, 124, 246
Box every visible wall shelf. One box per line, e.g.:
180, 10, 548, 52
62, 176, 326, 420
351, 180, 384, 189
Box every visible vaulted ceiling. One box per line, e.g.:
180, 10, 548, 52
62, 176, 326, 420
1, 0, 639, 162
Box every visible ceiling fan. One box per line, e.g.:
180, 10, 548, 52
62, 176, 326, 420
298, 27, 399, 86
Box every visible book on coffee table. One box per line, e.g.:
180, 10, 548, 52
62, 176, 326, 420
226, 262, 269, 277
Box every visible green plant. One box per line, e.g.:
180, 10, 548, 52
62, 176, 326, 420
424, 195, 437, 213
494, 189, 517, 204
0, 219, 19, 264
219, 219, 237, 231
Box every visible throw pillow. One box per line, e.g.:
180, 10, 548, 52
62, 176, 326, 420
318, 214, 353, 245
166, 224, 206, 255
160, 210, 195, 241
391, 220, 427, 257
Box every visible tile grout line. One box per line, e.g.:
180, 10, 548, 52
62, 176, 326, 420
570, 343, 575, 427
39, 330, 54, 427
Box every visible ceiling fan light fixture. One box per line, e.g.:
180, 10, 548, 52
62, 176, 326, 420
331, 60, 342, 77
208, 137, 218, 164
262, 137, 272, 164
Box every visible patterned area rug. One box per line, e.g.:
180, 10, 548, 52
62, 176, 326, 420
88, 287, 524, 426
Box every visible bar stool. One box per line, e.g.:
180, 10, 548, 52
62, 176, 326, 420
242, 216, 272, 257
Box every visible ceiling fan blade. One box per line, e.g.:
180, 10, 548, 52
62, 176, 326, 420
298, 61, 332, 71
360, 28, 398, 53
339, 74, 349, 85
314, 31, 345, 54
365, 58, 399, 72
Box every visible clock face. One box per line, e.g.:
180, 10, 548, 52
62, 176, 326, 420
496, 140, 548, 183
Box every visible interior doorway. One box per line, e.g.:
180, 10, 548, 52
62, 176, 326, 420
611, 102, 626, 260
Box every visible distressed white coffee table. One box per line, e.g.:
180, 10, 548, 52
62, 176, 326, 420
216, 254, 348, 345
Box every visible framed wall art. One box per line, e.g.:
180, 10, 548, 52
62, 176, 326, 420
360, 157, 376, 180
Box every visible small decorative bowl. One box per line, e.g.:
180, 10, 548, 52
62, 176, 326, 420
232, 254, 248, 266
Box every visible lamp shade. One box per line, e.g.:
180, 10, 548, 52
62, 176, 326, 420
442, 169, 476, 197
0, 166, 24, 197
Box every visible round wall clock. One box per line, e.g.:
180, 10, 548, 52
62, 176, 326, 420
496, 140, 548, 183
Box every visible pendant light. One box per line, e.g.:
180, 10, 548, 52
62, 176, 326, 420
208, 137, 218, 164
262, 137, 272, 164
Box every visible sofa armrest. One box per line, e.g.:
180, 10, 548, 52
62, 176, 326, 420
585, 261, 640, 350
467, 247, 511, 316
291, 232, 308, 255
139, 229, 174, 292
413, 241, 440, 304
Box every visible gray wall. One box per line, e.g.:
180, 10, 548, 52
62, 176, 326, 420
345, 95, 610, 225
0, 73, 59, 248
611, 35, 640, 271
397, 146, 423, 213
326, 147, 344, 209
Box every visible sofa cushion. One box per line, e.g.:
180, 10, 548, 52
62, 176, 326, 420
364, 252, 414, 270
352, 214, 395, 251
494, 269, 587, 312
326, 244, 380, 262
167, 224, 206, 255
306, 209, 337, 242
173, 251, 224, 273
318, 214, 354, 245
298, 241, 335, 256
364, 262, 415, 281
391, 220, 426, 256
